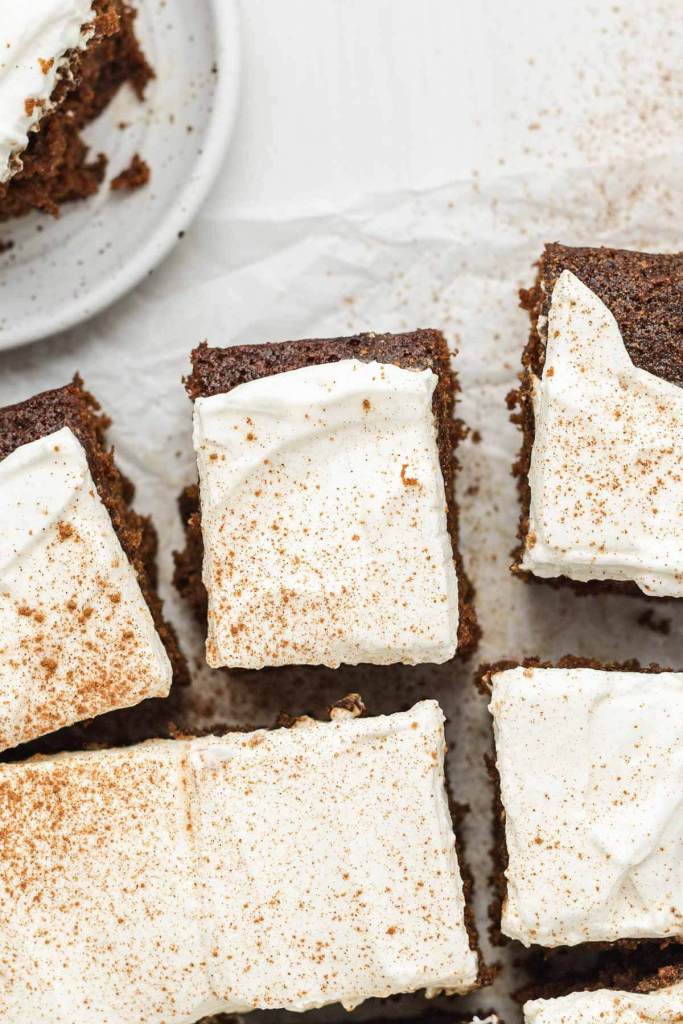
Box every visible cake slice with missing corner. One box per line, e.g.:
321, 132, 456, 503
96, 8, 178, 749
0, 0, 152, 221
485, 661, 683, 951
510, 243, 683, 597
0, 378, 187, 753
0, 698, 486, 1021
174, 331, 479, 669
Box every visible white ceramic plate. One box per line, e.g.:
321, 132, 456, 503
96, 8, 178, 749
0, 0, 241, 350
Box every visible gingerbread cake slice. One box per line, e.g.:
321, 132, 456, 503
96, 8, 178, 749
0, 378, 186, 752
524, 963, 683, 1023
485, 661, 682, 951
510, 243, 683, 597
174, 331, 479, 670
0, 699, 486, 1021
0, 1, 152, 221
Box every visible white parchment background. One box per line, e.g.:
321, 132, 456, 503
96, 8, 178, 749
1, 2, 682, 1021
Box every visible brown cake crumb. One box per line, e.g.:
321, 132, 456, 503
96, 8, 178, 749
0, 1, 154, 222
110, 153, 150, 192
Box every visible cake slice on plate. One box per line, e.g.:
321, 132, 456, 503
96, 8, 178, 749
0, 0, 152, 221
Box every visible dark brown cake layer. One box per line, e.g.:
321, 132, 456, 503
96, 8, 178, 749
521, 244, 683, 385
0, 1, 153, 221
187, 330, 465, 398
509, 243, 683, 594
633, 960, 683, 994
0, 378, 188, 755
480, 656, 673, 955
516, 949, 683, 1006
199, 1009, 503, 1024
175, 331, 480, 659
447, 757, 496, 994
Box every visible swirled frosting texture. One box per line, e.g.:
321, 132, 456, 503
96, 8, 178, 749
522, 269, 683, 596
0, 1, 95, 184
0, 427, 172, 751
525, 982, 683, 1023
490, 666, 683, 947
193, 359, 459, 668
0, 701, 478, 1020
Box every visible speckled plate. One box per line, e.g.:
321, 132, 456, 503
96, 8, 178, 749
0, 0, 240, 350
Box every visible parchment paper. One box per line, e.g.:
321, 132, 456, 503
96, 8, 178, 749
0, 1, 681, 1021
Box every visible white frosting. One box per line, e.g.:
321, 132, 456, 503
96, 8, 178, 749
490, 666, 683, 947
0, 427, 172, 751
525, 981, 683, 1023
0, 701, 478, 1020
0, 741, 222, 1024
0, 0, 95, 184
521, 270, 683, 596
189, 700, 478, 1011
193, 359, 459, 669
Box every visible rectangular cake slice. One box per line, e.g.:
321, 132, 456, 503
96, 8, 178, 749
486, 662, 682, 949
0, 378, 186, 752
524, 965, 683, 1023
0, 1, 152, 221
511, 243, 683, 597
189, 700, 480, 1009
0, 739, 222, 1024
174, 331, 479, 669
0, 699, 484, 1021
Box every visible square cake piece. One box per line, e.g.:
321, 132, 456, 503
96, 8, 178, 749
524, 964, 683, 1023
188, 700, 481, 1009
487, 662, 682, 949
0, 740, 215, 1024
174, 331, 479, 669
0, 378, 186, 752
511, 244, 683, 597
0, 699, 484, 1020
0, 1, 152, 221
